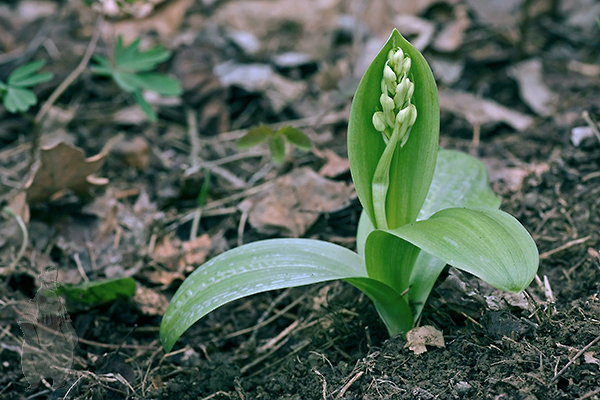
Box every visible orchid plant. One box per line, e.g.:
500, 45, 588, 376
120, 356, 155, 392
159, 30, 539, 352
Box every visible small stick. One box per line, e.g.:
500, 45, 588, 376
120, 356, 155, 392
582, 111, 600, 144
35, 14, 104, 125
539, 235, 592, 260
1, 207, 28, 272
550, 334, 600, 384
337, 371, 364, 398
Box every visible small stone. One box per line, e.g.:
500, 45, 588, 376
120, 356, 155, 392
455, 381, 471, 395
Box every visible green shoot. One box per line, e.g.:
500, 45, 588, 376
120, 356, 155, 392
0, 60, 53, 113
159, 30, 539, 352
237, 125, 311, 164
91, 37, 182, 121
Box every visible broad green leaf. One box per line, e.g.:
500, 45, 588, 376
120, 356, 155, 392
346, 277, 413, 336
237, 125, 273, 149
58, 277, 136, 306
7, 60, 46, 84
348, 29, 439, 229
269, 134, 286, 164
160, 239, 369, 352
134, 90, 157, 121
10, 71, 53, 88
357, 148, 500, 254
135, 73, 182, 96
113, 71, 140, 93
380, 207, 539, 294
279, 126, 311, 151
115, 38, 171, 72
365, 227, 421, 296
3, 87, 37, 113
408, 148, 501, 319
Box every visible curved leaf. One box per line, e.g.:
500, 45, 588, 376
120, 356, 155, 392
348, 29, 439, 229
346, 277, 413, 336
160, 239, 368, 352
373, 207, 538, 295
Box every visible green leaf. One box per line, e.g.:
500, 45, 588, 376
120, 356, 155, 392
10, 71, 53, 88
348, 29, 439, 230
237, 125, 273, 149
58, 277, 136, 306
376, 207, 539, 294
3, 87, 37, 113
134, 90, 157, 121
8, 60, 46, 84
279, 126, 311, 151
112, 71, 140, 93
135, 73, 182, 96
269, 134, 286, 164
115, 37, 171, 72
160, 239, 369, 352
346, 277, 413, 336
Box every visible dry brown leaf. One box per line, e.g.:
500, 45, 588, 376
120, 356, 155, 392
113, 136, 152, 170
317, 149, 349, 178
108, 0, 193, 42
439, 90, 534, 132
152, 234, 181, 270
405, 326, 446, 355
482, 158, 549, 192
182, 234, 212, 266
133, 285, 169, 316
26, 141, 115, 204
432, 5, 470, 53
143, 269, 185, 289
508, 58, 558, 117
238, 167, 355, 237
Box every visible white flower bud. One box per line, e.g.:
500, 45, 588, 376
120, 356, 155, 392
383, 62, 397, 93
394, 77, 410, 108
392, 48, 404, 67
406, 81, 415, 101
401, 57, 412, 76
380, 93, 395, 114
407, 104, 417, 126
396, 106, 411, 126
372, 111, 386, 132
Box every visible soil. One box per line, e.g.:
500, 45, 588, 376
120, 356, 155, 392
1, 1, 600, 400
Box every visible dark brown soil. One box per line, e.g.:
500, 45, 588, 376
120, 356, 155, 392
1, 1, 599, 400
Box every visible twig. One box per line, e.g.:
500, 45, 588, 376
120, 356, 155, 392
337, 371, 364, 398
582, 111, 600, 144
550, 334, 600, 384
539, 235, 592, 260
1, 207, 28, 272
34, 14, 104, 125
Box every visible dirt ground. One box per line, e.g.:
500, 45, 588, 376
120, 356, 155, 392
1, 0, 600, 399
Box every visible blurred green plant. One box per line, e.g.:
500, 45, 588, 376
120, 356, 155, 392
237, 125, 311, 164
0, 60, 53, 113
91, 37, 182, 121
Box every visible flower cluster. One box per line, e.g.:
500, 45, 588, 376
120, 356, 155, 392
372, 47, 417, 147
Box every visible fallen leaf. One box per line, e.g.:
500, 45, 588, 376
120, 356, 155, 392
482, 158, 550, 192
508, 59, 558, 117
432, 5, 470, 53
26, 141, 115, 204
317, 149, 350, 178
182, 234, 212, 266
109, 0, 193, 42
113, 136, 152, 170
439, 90, 534, 132
394, 15, 435, 51
152, 234, 182, 270
133, 285, 169, 316
214, 61, 306, 113
238, 167, 355, 237
405, 326, 445, 355
143, 269, 185, 289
